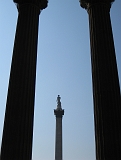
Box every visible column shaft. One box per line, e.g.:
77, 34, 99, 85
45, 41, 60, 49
87, 3, 121, 159
0, 4, 40, 160
55, 118, 63, 160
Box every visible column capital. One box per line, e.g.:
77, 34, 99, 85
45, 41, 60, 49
13, 0, 48, 10
54, 109, 64, 118
80, 0, 114, 10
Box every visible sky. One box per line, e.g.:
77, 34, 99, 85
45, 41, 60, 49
0, 1, 121, 160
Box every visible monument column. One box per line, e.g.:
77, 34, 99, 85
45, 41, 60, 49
0, 0, 47, 159
80, 1, 121, 159
54, 95, 64, 160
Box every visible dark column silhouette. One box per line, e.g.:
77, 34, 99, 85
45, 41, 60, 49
54, 95, 64, 160
0, 0, 47, 159
80, 0, 121, 159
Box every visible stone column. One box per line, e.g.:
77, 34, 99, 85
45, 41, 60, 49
80, 1, 121, 159
54, 95, 64, 160
0, 1, 47, 159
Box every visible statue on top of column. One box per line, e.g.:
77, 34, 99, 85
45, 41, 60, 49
57, 95, 62, 110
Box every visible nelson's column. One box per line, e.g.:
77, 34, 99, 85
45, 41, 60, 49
54, 95, 64, 160
0, 0, 48, 159
80, 0, 121, 159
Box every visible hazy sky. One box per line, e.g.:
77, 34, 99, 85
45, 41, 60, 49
0, 1, 121, 160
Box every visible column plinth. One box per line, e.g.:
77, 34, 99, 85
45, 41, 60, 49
80, 1, 121, 159
54, 95, 64, 160
0, 1, 47, 159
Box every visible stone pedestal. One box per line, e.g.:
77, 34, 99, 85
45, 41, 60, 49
54, 95, 64, 160
0, 1, 47, 159
80, 1, 121, 159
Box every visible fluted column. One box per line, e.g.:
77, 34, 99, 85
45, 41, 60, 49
80, 1, 121, 159
54, 95, 64, 160
0, 1, 47, 159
